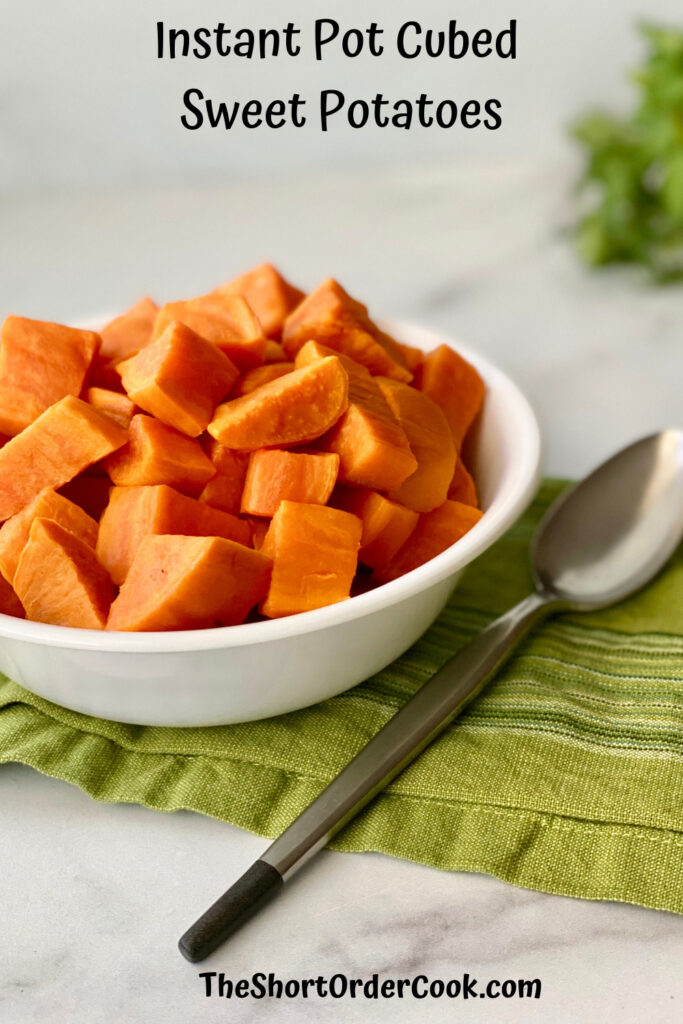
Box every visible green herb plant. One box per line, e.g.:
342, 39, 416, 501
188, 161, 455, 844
574, 24, 683, 280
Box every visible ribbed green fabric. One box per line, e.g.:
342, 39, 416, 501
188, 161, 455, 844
1, 480, 682, 912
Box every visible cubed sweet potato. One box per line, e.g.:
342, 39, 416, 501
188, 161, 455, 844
0, 317, 100, 436
104, 414, 215, 494
372, 500, 483, 584
208, 356, 349, 450
0, 487, 98, 585
230, 362, 295, 397
153, 294, 266, 370
241, 450, 339, 517
99, 297, 158, 362
333, 487, 419, 570
376, 378, 457, 513
417, 345, 485, 450
118, 321, 238, 437
197, 443, 250, 516
84, 387, 135, 429
15, 518, 114, 629
261, 501, 362, 617
97, 483, 251, 584
107, 534, 271, 631
448, 458, 479, 507
0, 396, 127, 522
214, 264, 304, 338
282, 279, 412, 382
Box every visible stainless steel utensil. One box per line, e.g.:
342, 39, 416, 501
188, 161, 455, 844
179, 429, 683, 962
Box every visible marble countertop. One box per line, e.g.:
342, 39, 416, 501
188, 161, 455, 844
1, 157, 682, 1022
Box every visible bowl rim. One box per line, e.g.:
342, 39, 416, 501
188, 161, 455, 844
0, 318, 541, 652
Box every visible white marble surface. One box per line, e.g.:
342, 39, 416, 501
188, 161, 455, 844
1, 158, 682, 1021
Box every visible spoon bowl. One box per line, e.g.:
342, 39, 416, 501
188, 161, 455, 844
532, 430, 683, 609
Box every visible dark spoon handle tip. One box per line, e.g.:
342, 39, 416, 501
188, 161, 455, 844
178, 860, 283, 963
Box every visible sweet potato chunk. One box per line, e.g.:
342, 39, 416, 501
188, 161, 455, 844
153, 294, 266, 370
0, 488, 98, 585
105, 414, 215, 494
282, 279, 412, 382
197, 442, 249, 515
0, 396, 127, 522
215, 264, 304, 338
15, 518, 114, 629
118, 322, 238, 437
241, 450, 339, 517
373, 501, 483, 584
417, 345, 485, 450
265, 340, 287, 362
261, 501, 362, 617
448, 458, 479, 507
0, 317, 99, 436
208, 356, 349, 451
99, 297, 158, 362
107, 534, 271, 631
296, 343, 416, 491
377, 378, 457, 513
0, 575, 24, 619
231, 362, 294, 397
334, 487, 419, 570
97, 484, 251, 584
84, 388, 135, 429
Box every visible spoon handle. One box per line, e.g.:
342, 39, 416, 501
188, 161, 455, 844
179, 589, 555, 962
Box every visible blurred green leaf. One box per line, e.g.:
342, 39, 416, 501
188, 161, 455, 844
573, 23, 683, 280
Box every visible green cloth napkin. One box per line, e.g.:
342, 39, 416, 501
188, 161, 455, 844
1, 480, 682, 913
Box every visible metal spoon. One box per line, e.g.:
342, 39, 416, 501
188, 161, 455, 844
179, 429, 683, 962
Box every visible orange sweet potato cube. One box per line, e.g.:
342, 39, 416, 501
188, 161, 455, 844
376, 377, 456, 513
197, 443, 249, 515
118, 321, 238, 437
0, 316, 100, 435
84, 387, 135, 429
334, 487, 419, 570
372, 500, 483, 585
260, 501, 362, 617
153, 294, 266, 370
104, 414, 215, 494
241, 450, 339, 517
0, 487, 98, 585
99, 297, 158, 362
214, 264, 304, 339
417, 345, 485, 450
107, 534, 272, 631
0, 396, 127, 522
208, 356, 349, 451
15, 518, 114, 629
295, 342, 416, 492
97, 483, 251, 584
282, 279, 412, 382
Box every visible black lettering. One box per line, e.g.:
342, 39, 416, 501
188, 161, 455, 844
169, 27, 190, 58
448, 21, 469, 58
367, 24, 384, 56
320, 90, 344, 130
463, 974, 478, 999
348, 99, 369, 128
234, 979, 249, 998
487, 978, 501, 998
446, 979, 462, 997
242, 99, 263, 128
472, 29, 493, 57
519, 979, 542, 999
251, 973, 266, 999
283, 23, 302, 56
218, 973, 233, 997
259, 28, 280, 58
214, 24, 231, 56
436, 100, 458, 128
265, 100, 286, 128
198, 972, 216, 997
484, 98, 502, 129
329, 973, 347, 998
206, 97, 241, 130
234, 28, 254, 58
416, 93, 434, 127
156, 21, 164, 58
460, 99, 481, 128
181, 88, 204, 130
193, 27, 211, 59
344, 29, 364, 57
412, 975, 429, 999
397, 21, 421, 58
284, 979, 300, 997
315, 19, 339, 60
289, 94, 306, 127
497, 20, 517, 58
372, 94, 390, 127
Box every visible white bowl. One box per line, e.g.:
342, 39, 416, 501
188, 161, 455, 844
0, 320, 540, 725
